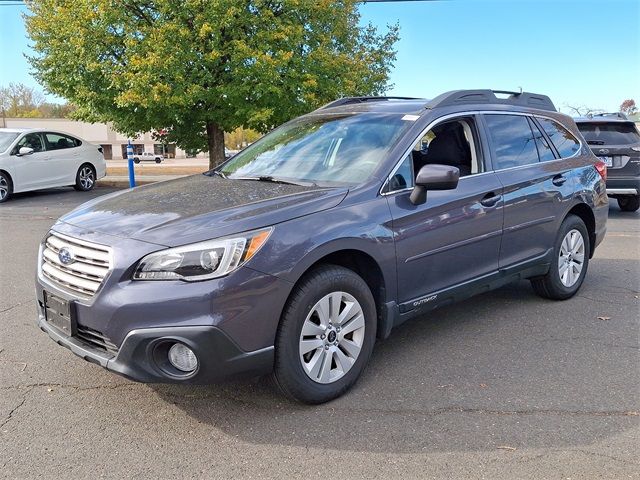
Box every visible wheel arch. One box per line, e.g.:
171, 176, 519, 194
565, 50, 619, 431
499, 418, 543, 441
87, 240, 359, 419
565, 203, 596, 258
284, 246, 393, 340
0, 169, 13, 186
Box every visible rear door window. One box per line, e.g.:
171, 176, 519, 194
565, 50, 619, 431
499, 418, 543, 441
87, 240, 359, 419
576, 122, 640, 146
536, 118, 580, 157
484, 114, 539, 169
44, 133, 81, 150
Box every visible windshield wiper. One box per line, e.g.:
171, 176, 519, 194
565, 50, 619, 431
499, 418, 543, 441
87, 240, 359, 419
234, 175, 317, 187
587, 140, 606, 145
204, 170, 227, 178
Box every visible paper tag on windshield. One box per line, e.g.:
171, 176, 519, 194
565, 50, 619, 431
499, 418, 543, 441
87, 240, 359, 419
402, 114, 420, 121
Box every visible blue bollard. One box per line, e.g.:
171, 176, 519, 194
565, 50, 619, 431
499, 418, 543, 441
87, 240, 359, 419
126, 141, 136, 188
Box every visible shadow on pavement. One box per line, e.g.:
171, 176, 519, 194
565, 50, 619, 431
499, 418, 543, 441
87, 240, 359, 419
151, 270, 639, 454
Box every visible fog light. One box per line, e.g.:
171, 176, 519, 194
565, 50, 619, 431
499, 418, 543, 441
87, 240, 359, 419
168, 343, 198, 372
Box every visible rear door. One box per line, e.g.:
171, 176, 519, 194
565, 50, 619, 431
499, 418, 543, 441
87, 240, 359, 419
482, 113, 579, 268
43, 132, 82, 185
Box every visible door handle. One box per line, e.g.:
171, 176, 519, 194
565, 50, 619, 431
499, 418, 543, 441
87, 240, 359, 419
552, 174, 567, 186
480, 192, 502, 207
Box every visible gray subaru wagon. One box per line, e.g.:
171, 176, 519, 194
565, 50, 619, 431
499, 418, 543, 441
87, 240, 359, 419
36, 90, 608, 403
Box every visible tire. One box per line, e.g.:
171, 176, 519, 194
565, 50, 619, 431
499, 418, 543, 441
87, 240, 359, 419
617, 195, 640, 212
155, 158, 161, 163
74, 164, 96, 191
0, 171, 13, 203
133, 158, 140, 164
273, 265, 377, 404
531, 214, 590, 300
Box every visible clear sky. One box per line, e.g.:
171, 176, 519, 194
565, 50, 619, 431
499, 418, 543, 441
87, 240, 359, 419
1, 0, 638, 114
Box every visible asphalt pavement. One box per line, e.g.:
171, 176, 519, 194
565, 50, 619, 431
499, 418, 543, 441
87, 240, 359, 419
1, 185, 638, 479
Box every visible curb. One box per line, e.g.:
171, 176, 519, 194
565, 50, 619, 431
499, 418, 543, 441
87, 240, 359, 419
98, 175, 186, 188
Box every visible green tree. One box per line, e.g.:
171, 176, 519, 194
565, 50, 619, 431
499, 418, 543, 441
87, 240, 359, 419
26, 0, 399, 168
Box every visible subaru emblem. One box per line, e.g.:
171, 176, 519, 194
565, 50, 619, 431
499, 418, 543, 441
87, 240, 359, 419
598, 148, 609, 154
58, 247, 75, 265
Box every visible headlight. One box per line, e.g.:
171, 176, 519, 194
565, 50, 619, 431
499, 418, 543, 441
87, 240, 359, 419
133, 228, 272, 281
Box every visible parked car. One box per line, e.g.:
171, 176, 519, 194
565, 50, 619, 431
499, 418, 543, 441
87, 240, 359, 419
574, 113, 640, 212
133, 152, 163, 163
35, 90, 608, 403
0, 128, 106, 203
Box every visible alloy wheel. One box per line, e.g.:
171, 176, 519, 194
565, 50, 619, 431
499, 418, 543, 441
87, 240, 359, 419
299, 291, 366, 384
0, 176, 8, 200
79, 167, 94, 190
558, 229, 585, 287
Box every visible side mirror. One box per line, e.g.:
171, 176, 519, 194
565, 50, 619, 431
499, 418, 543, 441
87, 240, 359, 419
17, 147, 34, 156
409, 164, 460, 205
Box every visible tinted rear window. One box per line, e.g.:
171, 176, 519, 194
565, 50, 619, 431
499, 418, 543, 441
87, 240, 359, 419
576, 122, 640, 146
484, 114, 540, 169
537, 118, 581, 158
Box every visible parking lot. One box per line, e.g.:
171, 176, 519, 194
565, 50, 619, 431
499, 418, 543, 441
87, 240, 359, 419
1, 185, 638, 478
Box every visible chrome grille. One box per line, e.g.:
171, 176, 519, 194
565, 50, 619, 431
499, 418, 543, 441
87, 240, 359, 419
76, 325, 118, 355
41, 232, 112, 297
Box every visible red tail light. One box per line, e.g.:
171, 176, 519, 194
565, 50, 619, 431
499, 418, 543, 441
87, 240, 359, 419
594, 160, 607, 181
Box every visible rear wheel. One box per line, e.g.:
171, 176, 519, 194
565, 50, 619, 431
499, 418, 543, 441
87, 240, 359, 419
617, 195, 640, 212
0, 172, 13, 203
133, 158, 140, 164
74, 164, 96, 191
531, 215, 589, 300
273, 265, 377, 404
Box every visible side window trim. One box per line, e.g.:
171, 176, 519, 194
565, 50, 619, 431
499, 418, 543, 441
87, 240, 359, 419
381, 113, 489, 196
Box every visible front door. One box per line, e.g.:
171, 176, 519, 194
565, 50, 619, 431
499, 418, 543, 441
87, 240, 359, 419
12, 133, 51, 191
386, 115, 504, 311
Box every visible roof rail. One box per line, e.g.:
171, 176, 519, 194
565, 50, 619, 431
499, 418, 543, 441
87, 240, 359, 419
426, 89, 557, 112
317, 96, 422, 110
589, 112, 628, 120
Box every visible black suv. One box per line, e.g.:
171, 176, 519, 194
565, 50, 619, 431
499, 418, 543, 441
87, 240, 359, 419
575, 113, 640, 211
36, 90, 608, 403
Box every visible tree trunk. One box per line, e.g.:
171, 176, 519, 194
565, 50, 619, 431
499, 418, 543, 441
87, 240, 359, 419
206, 121, 226, 170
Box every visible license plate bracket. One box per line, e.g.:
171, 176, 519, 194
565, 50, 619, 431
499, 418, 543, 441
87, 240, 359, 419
44, 291, 76, 337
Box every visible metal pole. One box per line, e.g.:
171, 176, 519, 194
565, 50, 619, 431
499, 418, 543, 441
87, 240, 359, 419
126, 140, 136, 188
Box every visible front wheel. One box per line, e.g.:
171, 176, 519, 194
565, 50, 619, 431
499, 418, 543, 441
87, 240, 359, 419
74, 164, 96, 191
531, 215, 590, 300
273, 265, 377, 404
0, 172, 13, 203
155, 158, 161, 163
617, 195, 640, 212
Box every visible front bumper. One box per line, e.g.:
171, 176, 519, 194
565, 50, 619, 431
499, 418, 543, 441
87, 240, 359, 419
37, 310, 273, 383
35, 223, 293, 383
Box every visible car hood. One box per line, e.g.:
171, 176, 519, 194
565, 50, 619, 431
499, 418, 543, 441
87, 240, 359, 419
59, 174, 348, 246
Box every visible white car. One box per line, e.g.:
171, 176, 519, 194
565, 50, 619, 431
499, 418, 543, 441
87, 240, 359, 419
0, 128, 106, 203
133, 152, 163, 163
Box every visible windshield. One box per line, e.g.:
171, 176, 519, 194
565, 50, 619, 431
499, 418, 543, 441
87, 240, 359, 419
0, 132, 19, 153
577, 122, 640, 146
219, 113, 413, 185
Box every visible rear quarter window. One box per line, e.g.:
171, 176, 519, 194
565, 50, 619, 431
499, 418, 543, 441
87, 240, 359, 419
576, 122, 640, 146
537, 118, 581, 158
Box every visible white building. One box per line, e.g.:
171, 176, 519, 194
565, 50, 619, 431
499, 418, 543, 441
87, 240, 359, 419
1, 117, 208, 160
